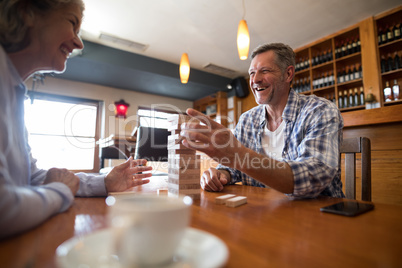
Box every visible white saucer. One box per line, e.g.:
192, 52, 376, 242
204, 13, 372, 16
56, 227, 229, 268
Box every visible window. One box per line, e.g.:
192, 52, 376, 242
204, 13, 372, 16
24, 92, 101, 172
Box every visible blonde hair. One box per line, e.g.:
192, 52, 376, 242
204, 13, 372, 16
0, 0, 84, 52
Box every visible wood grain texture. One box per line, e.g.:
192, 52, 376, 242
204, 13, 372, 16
1, 177, 401, 268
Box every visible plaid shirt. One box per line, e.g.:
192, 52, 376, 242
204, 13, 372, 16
219, 89, 345, 198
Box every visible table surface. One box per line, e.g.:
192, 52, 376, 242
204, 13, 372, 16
1, 176, 401, 268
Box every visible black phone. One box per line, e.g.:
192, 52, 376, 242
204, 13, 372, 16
320, 201, 374, 217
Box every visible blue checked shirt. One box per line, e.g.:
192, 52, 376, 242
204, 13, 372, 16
218, 89, 345, 198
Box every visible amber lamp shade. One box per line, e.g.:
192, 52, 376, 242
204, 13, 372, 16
237, 19, 250, 60
114, 99, 129, 118
180, 53, 190, 84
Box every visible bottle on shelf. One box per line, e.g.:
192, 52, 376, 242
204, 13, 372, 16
381, 26, 388, 44
378, 27, 383, 45
360, 87, 365, 105
354, 88, 360, 106
381, 54, 388, 73
329, 70, 334, 86
384, 81, 393, 102
356, 35, 361, 52
335, 42, 340, 59
349, 89, 354, 107
338, 91, 343, 109
392, 80, 400, 100
347, 38, 353, 55
386, 24, 394, 42
387, 53, 395, 71
354, 64, 361, 80
337, 69, 343, 84
341, 40, 347, 57
394, 51, 400, 70
348, 65, 354, 81
343, 90, 349, 107
393, 22, 401, 40
344, 66, 350, 82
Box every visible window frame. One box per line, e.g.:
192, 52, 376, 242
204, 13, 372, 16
26, 91, 103, 173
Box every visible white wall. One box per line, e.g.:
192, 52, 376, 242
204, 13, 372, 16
26, 76, 193, 138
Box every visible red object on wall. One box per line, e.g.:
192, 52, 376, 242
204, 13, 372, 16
114, 99, 129, 118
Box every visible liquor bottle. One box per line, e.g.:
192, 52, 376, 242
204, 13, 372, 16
394, 51, 401, 70
304, 57, 310, 69
347, 38, 353, 55
354, 88, 360, 106
344, 66, 350, 82
349, 65, 354, 81
332, 93, 336, 103
338, 91, 343, 109
328, 49, 333, 61
384, 81, 393, 102
392, 79, 400, 100
315, 53, 320, 66
352, 37, 357, 54
335, 42, 340, 59
353, 64, 360, 80
378, 27, 383, 45
360, 87, 365, 105
381, 26, 388, 44
341, 40, 347, 57
387, 53, 395, 71
323, 72, 328, 87
349, 89, 354, 107
329, 70, 334, 86
341, 67, 346, 83
381, 54, 388, 73
356, 35, 361, 52
358, 64, 362, 78
393, 23, 401, 40
386, 24, 394, 42
299, 57, 304, 70
343, 90, 349, 107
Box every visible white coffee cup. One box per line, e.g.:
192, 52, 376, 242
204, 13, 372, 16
107, 194, 192, 267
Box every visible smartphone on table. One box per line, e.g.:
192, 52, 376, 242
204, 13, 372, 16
320, 201, 374, 217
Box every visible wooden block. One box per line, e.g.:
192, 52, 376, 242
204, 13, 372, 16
157, 189, 168, 195
226, 196, 247, 207
167, 142, 190, 151
215, 194, 236, 205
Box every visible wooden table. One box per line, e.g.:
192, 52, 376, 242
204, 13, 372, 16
1, 176, 401, 268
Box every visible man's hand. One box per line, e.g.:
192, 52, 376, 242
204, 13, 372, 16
201, 168, 229, 192
104, 157, 152, 193
43, 168, 80, 195
180, 108, 244, 168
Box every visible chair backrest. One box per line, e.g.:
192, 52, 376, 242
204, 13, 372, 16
340, 137, 372, 201
100, 146, 128, 169
134, 126, 169, 162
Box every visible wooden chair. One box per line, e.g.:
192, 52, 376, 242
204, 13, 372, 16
340, 137, 372, 201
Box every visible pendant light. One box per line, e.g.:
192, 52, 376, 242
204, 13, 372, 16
179, 53, 190, 84
114, 99, 130, 118
237, 0, 250, 60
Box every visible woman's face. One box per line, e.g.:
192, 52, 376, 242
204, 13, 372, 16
29, 3, 84, 73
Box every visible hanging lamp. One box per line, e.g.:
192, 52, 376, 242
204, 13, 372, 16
237, 0, 250, 60
179, 53, 190, 84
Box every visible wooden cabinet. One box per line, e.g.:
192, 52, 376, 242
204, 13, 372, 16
374, 6, 402, 106
294, 6, 402, 113
294, 23, 368, 113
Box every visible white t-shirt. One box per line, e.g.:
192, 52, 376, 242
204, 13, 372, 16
261, 120, 285, 160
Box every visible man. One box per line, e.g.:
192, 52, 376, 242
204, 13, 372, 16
181, 43, 344, 199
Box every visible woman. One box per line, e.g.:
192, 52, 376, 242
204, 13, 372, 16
0, 0, 152, 239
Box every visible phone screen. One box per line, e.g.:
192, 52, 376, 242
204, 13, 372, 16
320, 201, 374, 217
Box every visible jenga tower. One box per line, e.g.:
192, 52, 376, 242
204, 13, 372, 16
167, 114, 201, 200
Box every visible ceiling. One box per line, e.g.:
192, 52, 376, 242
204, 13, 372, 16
55, 0, 401, 101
